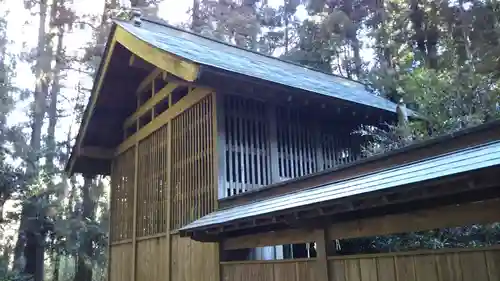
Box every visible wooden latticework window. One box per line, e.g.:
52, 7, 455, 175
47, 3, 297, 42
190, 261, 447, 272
110, 147, 135, 242
219, 95, 367, 199
223, 95, 272, 196
321, 125, 362, 169
276, 106, 319, 180
171, 95, 215, 230
136, 124, 169, 237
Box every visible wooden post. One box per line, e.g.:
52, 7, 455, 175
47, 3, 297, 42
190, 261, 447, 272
130, 110, 140, 281
214, 92, 226, 199
107, 164, 114, 281
213, 92, 223, 281
315, 228, 330, 281
165, 121, 172, 281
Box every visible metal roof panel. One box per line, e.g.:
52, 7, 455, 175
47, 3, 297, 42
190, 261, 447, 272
116, 19, 400, 113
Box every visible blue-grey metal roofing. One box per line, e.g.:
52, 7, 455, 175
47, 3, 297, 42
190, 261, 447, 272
180, 140, 500, 231
117, 19, 400, 113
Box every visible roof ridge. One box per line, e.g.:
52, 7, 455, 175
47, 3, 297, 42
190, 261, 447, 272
137, 16, 368, 88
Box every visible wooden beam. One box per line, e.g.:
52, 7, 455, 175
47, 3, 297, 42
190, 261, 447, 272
124, 82, 178, 130
129, 54, 155, 71
136, 68, 162, 95
163, 72, 199, 88
327, 198, 500, 241
222, 228, 317, 250
78, 146, 114, 159
116, 87, 212, 155
114, 26, 200, 82
221, 199, 500, 250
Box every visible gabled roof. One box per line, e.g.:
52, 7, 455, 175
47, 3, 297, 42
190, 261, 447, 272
66, 16, 410, 175
179, 121, 500, 238
118, 17, 402, 113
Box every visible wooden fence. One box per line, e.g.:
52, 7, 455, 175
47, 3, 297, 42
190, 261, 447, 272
221, 247, 500, 281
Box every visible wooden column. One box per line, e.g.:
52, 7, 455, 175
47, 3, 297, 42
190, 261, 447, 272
214, 92, 226, 199
315, 228, 330, 281
213, 93, 223, 281
165, 121, 172, 281
106, 164, 114, 281
130, 109, 140, 281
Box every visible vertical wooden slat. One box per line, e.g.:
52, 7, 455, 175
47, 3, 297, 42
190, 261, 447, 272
268, 103, 279, 183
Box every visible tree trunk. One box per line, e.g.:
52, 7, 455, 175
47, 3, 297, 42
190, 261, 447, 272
284, 0, 289, 55
73, 176, 97, 281
192, 0, 201, 33
45, 27, 63, 179
13, 1, 51, 279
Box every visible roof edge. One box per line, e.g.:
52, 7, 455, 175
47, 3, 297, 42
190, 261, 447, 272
135, 16, 372, 91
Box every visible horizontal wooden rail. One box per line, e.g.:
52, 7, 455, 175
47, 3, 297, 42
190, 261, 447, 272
135, 67, 162, 95
220, 258, 315, 265
222, 198, 500, 250
326, 245, 500, 260
116, 87, 212, 155
123, 82, 177, 130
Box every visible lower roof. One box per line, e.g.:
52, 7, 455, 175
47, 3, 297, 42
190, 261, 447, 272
179, 125, 500, 238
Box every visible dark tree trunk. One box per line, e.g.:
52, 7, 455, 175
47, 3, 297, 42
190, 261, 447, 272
74, 176, 96, 281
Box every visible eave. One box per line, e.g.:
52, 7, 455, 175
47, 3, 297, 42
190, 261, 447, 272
65, 22, 202, 176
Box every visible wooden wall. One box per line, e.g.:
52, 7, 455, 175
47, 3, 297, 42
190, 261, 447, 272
171, 234, 219, 281
221, 247, 500, 281
108, 69, 219, 281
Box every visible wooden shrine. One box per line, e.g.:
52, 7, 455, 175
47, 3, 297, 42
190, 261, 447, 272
66, 14, 500, 281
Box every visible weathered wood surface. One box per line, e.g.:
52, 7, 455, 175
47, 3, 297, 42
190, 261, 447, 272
220, 247, 500, 281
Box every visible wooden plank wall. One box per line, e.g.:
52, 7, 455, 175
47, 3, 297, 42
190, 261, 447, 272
136, 237, 169, 281
110, 148, 135, 243
108, 68, 219, 281
221, 247, 500, 281
221, 94, 365, 198
171, 234, 219, 281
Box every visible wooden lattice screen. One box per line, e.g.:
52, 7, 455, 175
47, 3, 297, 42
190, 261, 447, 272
221, 94, 366, 198
171, 94, 215, 230
223, 95, 271, 196
321, 125, 362, 169
136, 124, 169, 237
276, 106, 319, 180
110, 147, 135, 242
